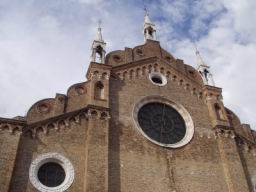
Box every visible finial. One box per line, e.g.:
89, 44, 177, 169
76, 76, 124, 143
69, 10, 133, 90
144, 5, 148, 16
144, 6, 152, 24
91, 20, 106, 64
193, 42, 207, 68
98, 20, 102, 30
96, 20, 103, 42
193, 42, 215, 86
193, 42, 200, 55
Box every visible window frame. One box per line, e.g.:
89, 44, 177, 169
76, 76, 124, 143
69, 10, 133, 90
29, 153, 74, 192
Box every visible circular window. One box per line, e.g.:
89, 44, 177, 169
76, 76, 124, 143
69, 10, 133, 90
37, 103, 51, 114
38, 162, 66, 187
165, 56, 171, 61
75, 85, 86, 95
136, 49, 143, 56
149, 72, 167, 86
113, 55, 122, 62
29, 153, 74, 192
133, 96, 194, 148
138, 103, 186, 144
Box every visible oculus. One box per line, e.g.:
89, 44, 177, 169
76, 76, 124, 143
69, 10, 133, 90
37, 103, 51, 114
38, 162, 66, 187
113, 55, 122, 62
133, 96, 194, 148
138, 103, 186, 144
75, 85, 86, 95
165, 55, 172, 61
29, 153, 74, 192
136, 48, 144, 56
149, 72, 167, 86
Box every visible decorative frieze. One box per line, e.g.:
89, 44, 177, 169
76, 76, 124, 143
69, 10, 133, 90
113, 63, 204, 100
0, 118, 25, 135
0, 106, 110, 139
89, 70, 110, 80
214, 128, 236, 139
0, 123, 23, 135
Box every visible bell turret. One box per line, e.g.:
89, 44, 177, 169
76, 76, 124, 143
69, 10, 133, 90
195, 44, 215, 86
91, 21, 106, 64
143, 9, 156, 42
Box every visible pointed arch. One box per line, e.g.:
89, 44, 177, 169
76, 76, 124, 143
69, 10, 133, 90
94, 81, 104, 100
94, 45, 104, 63
215, 103, 225, 120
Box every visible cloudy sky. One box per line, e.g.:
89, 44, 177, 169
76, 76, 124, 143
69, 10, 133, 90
0, 0, 255, 129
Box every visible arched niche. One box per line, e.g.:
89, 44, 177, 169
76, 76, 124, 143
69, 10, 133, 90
94, 81, 104, 100
215, 103, 225, 120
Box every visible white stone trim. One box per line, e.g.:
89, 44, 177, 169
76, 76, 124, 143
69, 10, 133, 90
29, 152, 75, 192
133, 96, 194, 148
148, 72, 167, 86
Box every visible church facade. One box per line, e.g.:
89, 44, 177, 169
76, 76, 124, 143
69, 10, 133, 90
0, 12, 256, 192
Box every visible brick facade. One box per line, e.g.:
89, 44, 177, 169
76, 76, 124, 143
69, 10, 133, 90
0, 40, 255, 192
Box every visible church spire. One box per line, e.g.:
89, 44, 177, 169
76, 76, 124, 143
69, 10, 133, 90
194, 44, 215, 86
96, 22, 103, 42
143, 8, 156, 42
91, 21, 106, 64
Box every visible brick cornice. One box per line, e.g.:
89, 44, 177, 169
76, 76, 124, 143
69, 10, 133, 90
86, 62, 112, 79
112, 56, 203, 88
112, 56, 158, 71
0, 105, 110, 138
0, 117, 26, 125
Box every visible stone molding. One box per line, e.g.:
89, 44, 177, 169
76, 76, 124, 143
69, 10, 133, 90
133, 96, 195, 148
29, 152, 74, 192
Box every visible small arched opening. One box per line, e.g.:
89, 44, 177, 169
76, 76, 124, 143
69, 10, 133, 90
144, 27, 154, 39
95, 45, 104, 63
215, 104, 225, 120
94, 81, 104, 100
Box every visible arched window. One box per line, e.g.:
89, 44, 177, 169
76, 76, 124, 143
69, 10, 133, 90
144, 26, 154, 40
94, 81, 104, 100
95, 45, 103, 63
215, 104, 225, 120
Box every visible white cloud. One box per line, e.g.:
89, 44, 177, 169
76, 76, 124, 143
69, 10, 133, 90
77, 0, 103, 5
158, 0, 256, 129
0, 0, 255, 130
223, 0, 256, 42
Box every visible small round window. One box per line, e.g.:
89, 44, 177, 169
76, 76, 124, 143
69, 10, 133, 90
29, 153, 74, 192
38, 162, 66, 187
149, 72, 167, 86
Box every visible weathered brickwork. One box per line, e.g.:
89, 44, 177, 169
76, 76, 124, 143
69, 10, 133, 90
0, 40, 255, 192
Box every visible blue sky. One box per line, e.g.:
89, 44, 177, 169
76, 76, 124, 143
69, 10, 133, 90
0, 0, 256, 129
